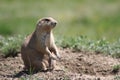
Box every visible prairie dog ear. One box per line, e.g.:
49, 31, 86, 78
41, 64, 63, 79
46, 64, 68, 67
36, 19, 43, 27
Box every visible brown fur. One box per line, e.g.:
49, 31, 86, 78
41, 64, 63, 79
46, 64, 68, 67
21, 17, 60, 71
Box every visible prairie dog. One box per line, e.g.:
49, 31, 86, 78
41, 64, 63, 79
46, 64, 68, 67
21, 17, 60, 71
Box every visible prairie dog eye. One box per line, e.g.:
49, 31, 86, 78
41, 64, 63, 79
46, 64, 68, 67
44, 19, 50, 22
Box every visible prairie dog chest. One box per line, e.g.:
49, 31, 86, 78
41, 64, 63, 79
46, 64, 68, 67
39, 33, 52, 48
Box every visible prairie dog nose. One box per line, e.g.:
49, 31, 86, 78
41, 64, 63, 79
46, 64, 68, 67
51, 22, 57, 26
53, 22, 57, 25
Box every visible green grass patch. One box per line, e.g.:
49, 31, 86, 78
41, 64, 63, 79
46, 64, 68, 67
55, 35, 120, 58
0, 35, 120, 58
112, 65, 120, 74
0, 35, 24, 57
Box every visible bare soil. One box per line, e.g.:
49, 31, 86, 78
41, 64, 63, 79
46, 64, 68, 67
0, 48, 120, 80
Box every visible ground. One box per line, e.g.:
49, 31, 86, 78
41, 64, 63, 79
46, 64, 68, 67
0, 48, 120, 80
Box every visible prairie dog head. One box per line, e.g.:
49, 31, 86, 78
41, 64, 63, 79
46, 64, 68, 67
36, 17, 57, 31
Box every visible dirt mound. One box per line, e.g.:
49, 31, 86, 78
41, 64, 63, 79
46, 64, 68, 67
0, 48, 120, 80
